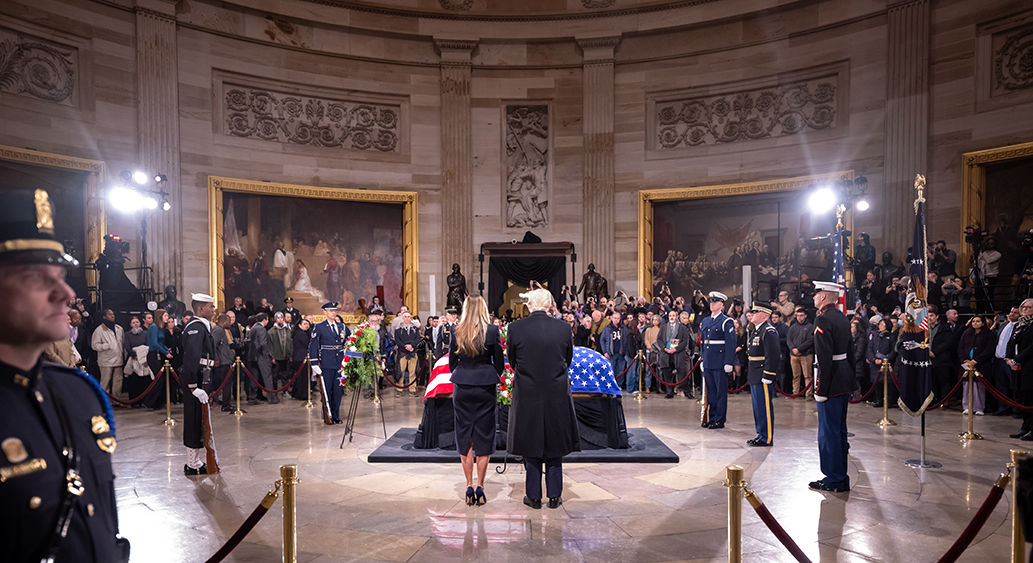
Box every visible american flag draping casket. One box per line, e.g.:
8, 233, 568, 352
422, 346, 622, 401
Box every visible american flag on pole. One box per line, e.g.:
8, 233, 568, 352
833, 215, 847, 313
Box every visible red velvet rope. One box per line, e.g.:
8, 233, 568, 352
977, 373, 1033, 412
240, 362, 304, 394
646, 358, 701, 387
848, 372, 883, 404
381, 366, 420, 389
106, 369, 167, 406
206, 365, 236, 400
774, 379, 813, 398
935, 483, 1005, 563
728, 381, 750, 394
925, 376, 966, 412
751, 502, 813, 563
203, 494, 276, 563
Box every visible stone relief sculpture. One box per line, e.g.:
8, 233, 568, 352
438, 0, 474, 10
225, 86, 400, 152
995, 24, 1033, 92
582, 0, 617, 7
505, 105, 549, 229
0, 31, 75, 105
656, 77, 836, 149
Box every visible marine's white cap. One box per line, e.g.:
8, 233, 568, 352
813, 281, 843, 293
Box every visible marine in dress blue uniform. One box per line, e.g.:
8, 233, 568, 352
700, 291, 737, 428
309, 302, 349, 424
809, 282, 858, 493
746, 305, 779, 447
0, 189, 129, 562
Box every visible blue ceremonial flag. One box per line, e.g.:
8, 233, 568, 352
898, 174, 933, 417
570, 346, 622, 396
833, 215, 847, 312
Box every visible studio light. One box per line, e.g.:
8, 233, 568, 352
154, 173, 168, 183
132, 171, 149, 185
808, 187, 838, 214
162, 200, 171, 212
144, 197, 158, 210
856, 199, 870, 211
109, 186, 144, 213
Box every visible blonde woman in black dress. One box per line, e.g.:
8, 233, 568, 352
450, 295, 505, 505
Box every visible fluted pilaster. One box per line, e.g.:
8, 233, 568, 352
579, 35, 619, 285
135, 0, 182, 294
883, 0, 929, 260
436, 39, 476, 294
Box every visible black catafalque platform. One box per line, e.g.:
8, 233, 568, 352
367, 394, 680, 464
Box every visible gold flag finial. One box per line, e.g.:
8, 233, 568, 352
914, 174, 926, 212
34, 189, 54, 235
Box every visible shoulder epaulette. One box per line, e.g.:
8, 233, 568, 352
43, 362, 116, 438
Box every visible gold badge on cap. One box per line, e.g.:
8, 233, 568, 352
96, 437, 116, 454
2, 438, 29, 463
91, 416, 110, 436
34, 189, 54, 235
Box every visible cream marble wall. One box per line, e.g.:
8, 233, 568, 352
3, 0, 1033, 309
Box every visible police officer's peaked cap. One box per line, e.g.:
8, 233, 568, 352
445, 306, 458, 315
0, 189, 78, 266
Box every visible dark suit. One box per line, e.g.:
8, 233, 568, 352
655, 321, 690, 398
247, 322, 273, 402
507, 311, 580, 500
449, 324, 505, 456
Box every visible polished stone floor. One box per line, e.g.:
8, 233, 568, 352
112, 389, 1029, 562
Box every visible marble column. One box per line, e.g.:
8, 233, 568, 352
883, 0, 929, 261
578, 35, 620, 286
135, 0, 182, 295
436, 39, 476, 294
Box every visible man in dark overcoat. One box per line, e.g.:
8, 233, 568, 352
507, 289, 580, 509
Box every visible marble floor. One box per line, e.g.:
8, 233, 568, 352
112, 389, 1029, 562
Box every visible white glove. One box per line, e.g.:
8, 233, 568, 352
311, 364, 322, 376
192, 388, 209, 404
761, 379, 772, 385
814, 395, 828, 402
724, 365, 733, 374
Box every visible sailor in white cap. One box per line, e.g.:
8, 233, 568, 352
808, 281, 857, 492
182, 293, 216, 475
699, 291, 736, 428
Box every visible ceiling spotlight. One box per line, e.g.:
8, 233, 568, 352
162, 200, 171, 212
109, 186, 142, 213
154, 173, 168, 183
856, 199, 870, 212
119, 170, 133, 183
132, 171, 148, 185
145, 197, 158, 210
808, 187, 837, 214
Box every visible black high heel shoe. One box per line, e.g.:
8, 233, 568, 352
475, 486, 486, 506
465, 486, 475, 505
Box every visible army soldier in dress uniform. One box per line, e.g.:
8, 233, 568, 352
0, 189, 129, 562
435, 306, 459, 360
699, 292, 737, 429
309, 302, 349, 424
809, 281, 857, 493
746, 305, 780, 447
181, 293, 216, 476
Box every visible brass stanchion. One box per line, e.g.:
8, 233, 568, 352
280, 464, 299, 563
635, 349, 646, 401
876, 361, 896, 428
724, 465, 744, 563
161, 361, 175, 427
234, 357, 246, 417
959, 367, 982, 440
304, 361, 314, 408
1011, 449, 1029, 563
372, 363, 381, 407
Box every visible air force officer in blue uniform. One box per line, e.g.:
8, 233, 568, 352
309, 302, 349, 424
700, 291, 737, 429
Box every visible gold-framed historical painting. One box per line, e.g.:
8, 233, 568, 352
208, 176, 418, 323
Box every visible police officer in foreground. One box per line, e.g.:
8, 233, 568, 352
746, 305, 779, 447
435, 306, 458, 360
181, 293, 215, 476
309, 302, 348, 424
0, 189, 129, 561
700, 291, 736, 429
809, 281, 857, 493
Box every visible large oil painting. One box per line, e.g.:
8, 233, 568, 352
210, 177, 418, 320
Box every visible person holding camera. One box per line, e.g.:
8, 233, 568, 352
932, 241, 958, 279
852, 233, 876, 291
976, 236, 1001, 313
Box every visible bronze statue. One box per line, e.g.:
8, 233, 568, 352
158, 285, 186, 323
576, 263, 609, 303
446, 263, 468, 311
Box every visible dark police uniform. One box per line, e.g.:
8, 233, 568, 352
0, 188, 126, 561
181, 317, 215, 453
435, 309, 457, 361
811, 298, 858, 492
700, 293, 736, 426
747, 312, 780, 447
309, 307, 349, 423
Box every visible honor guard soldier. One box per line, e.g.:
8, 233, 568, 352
700, 291, 737, 429
309, 302, 349, 424
0, 189, 130, 561
181, 293, 216, 475
746, 305, 779, 447
809, 281, 857, 493
435, 306, 459, 360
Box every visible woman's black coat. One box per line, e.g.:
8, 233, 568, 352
1009, 320, 1033, 392
957, 327, 995, 380
506, 311, 580, 459
448, 324, 505, 386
